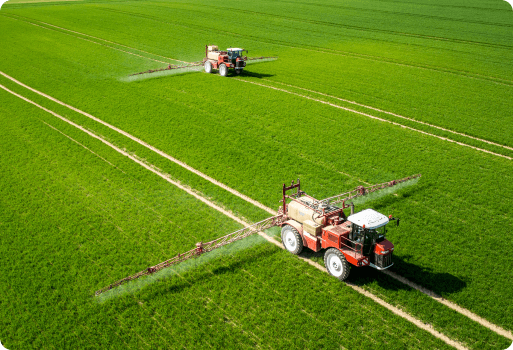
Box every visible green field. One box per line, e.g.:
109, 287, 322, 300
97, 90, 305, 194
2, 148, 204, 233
1, 0, 512, 349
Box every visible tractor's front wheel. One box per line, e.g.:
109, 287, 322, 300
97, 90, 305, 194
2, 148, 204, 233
204, 61, 212, 73
219, 63, 228, 77
324, 248, 350, 281
235, 69, 242, 75
281, 225, 303, 255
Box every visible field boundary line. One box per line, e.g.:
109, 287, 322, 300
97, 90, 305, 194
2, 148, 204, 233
2, 13, 188, 65
0, 71, 274, 215
236, 78, 512, 161
263, 79, 513, 152
2, 72, 511, 341
0, 83, 469, 350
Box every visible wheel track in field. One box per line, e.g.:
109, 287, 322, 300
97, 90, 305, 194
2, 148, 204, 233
42, 3, 513, 87
2, 84, 267, 350
235, 78, 513, 161
259, 79, 513, 153
3, 134, 181, 349
8, 7, 513, 87
274, 0, 513, 29
0, 82, 470, 350
0, 71, 273, 217
1, 13, 189, 65
7, 0, 81, 3
2, 72, 512, 342
366, 0, 509, 12
193, 3, 513, 50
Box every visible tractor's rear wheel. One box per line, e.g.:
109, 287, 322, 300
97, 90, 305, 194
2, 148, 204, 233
204, 61, 212, 73
281, 225, 303, 255
324, 248, 350, 281
219, 63, 228, 77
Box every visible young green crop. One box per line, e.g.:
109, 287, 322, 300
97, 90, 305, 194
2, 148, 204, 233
0, 92, 460, 349
1, 0, 512, 347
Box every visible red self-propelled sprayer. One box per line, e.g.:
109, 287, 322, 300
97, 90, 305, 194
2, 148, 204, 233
95, 174, 421, 296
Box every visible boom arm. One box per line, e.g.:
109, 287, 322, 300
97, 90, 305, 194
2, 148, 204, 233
322, 174, 422, 208
95, 214, 286, 296
95, 174, 420, 296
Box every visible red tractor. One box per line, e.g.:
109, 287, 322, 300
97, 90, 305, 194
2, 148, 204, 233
280, 180, 397, 280
203, 45, 248, 76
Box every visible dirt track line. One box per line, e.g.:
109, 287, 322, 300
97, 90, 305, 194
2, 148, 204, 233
35, 18, 191, 64
264, 79, 513, 152
39, 119, 123, 171
0, 71, 274, 215
237, 78, 512, 161
0, 83, 248, 230
13, 18, 171, 65
2, 71, 510, 341
0, 84, 469, 350
303, 47, 513, 87
171, 17, 512, 86
383, 270, 513, 341
4, 14, 186, 65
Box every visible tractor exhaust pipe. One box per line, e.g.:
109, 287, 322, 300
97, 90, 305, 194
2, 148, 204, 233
350, 202, 355, 215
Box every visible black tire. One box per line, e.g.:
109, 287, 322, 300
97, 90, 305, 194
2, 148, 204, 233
235, 69, 242, 75
324, 248, 350, 281
281, 225, 303, 255
219, 63, 228, 77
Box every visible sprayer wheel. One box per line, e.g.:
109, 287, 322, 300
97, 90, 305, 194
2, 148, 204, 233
219, 63, 228, 77
324, 248, 350, 281
281, 225, 303, 255
204, 61, 212, 74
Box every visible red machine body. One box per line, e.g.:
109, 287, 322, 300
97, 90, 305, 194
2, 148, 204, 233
279, 179, 398, 280
96, 175, 419, 295
203, 45, 247, 76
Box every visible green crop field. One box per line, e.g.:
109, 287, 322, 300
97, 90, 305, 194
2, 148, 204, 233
1, 0, 512, 349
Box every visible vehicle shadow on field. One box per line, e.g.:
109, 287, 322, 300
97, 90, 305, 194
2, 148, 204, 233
299, 248, 466, 297
347, 254, 467, 296
237, 71, 275, 79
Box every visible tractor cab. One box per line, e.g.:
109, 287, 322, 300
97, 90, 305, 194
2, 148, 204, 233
227, 48, 247, 61
347, 209, 390, 255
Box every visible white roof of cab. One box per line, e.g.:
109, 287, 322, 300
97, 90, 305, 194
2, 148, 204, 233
227, 48, 244, 51
347, 209, 389, 229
